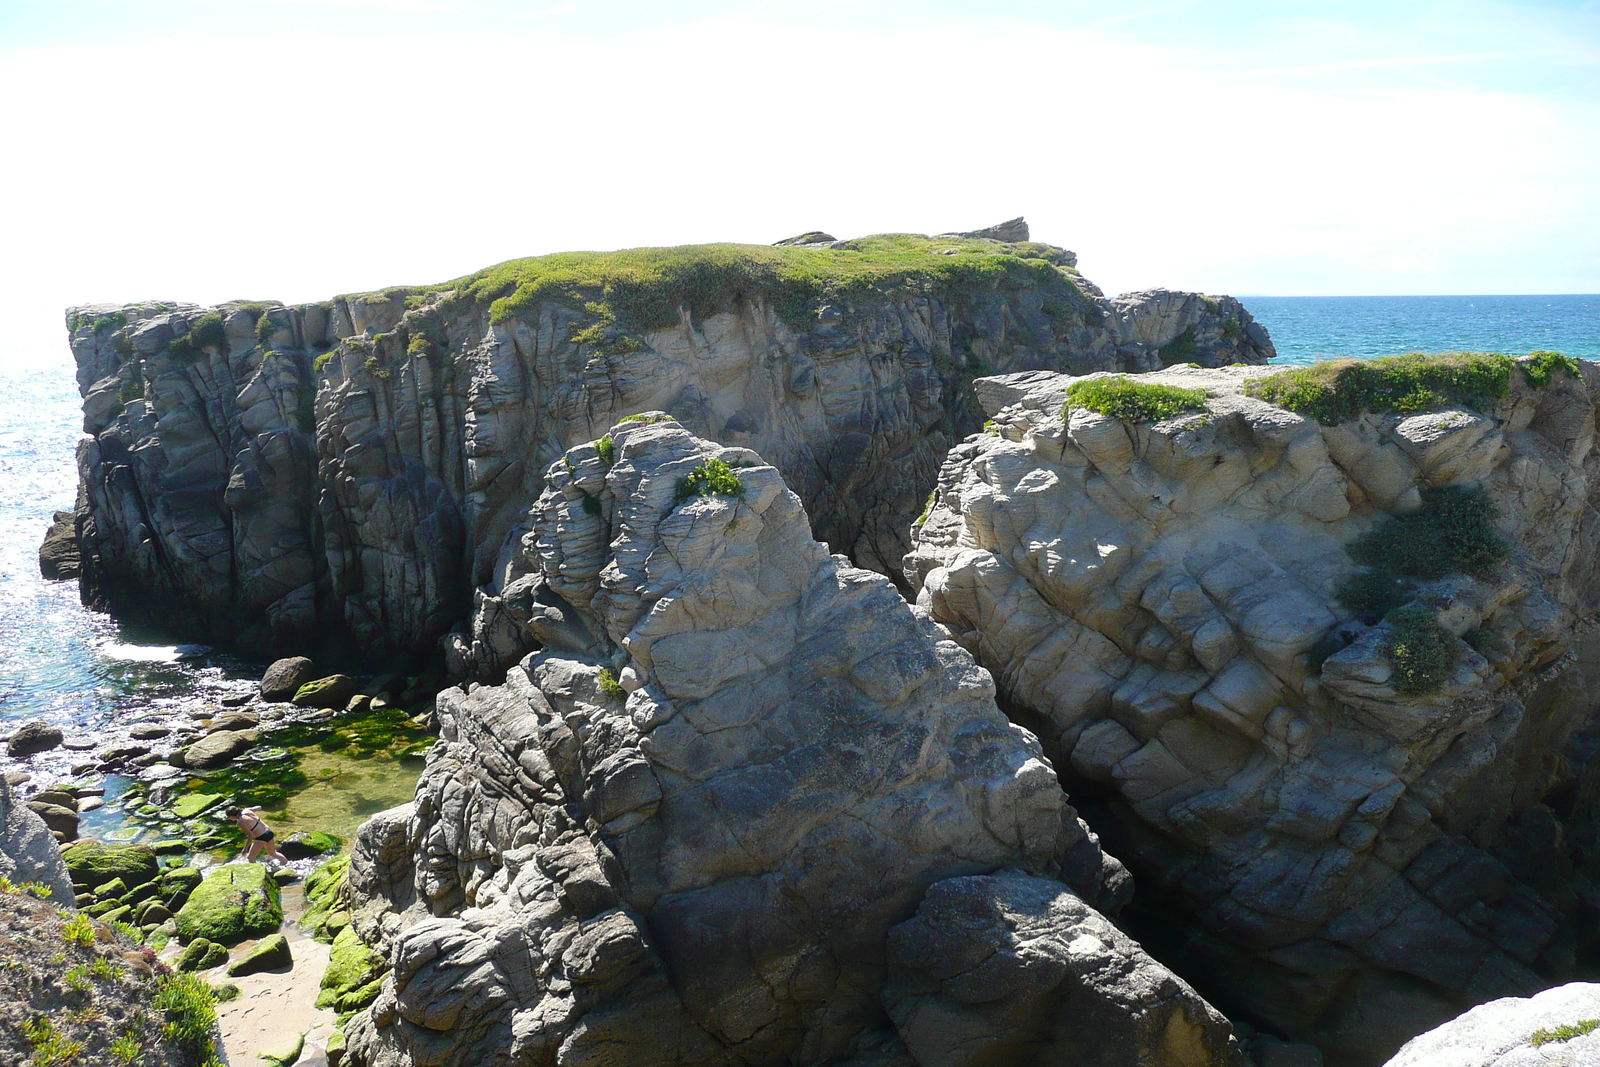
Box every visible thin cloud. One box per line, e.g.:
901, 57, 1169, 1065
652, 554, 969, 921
1082, 3, 1195, 31
1235, 51, 1537, 78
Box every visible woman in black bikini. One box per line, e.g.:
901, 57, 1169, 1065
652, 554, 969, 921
227, 805, 287, 864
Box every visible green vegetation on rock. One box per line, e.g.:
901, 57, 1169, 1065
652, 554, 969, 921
1522, 350, 1583, 388
597, 667, 625, 704
175, 863, 282, 945
595, 434, 615, 465
1348, 485, 1508, 585
168, 313, 228, 363
301, 853, 351, 942
227, 931, 291, 976
1064, 376, 1208, 423
1530, 1018, 1600, 1047
676, 458, 745, 503
316, 926, 387, 1013
442, 234, 1074, 332
153, 970, 224, 1065
1245, 352, 1514, 424
1382, 606, 1458, 695
618, 412, 672, 425
63, 841, 158, 892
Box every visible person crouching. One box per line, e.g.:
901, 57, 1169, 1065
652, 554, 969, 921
227, 805, 287, 864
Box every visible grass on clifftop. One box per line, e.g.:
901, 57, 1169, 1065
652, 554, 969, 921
1245, 352, 1521, 424
1064, 376, 1208, 423
433, 234, 1078, 331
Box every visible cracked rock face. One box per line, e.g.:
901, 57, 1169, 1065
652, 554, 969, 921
338, 417, 1237, 1067
905, 362, 1600, 1066
63, 236, 1271, 665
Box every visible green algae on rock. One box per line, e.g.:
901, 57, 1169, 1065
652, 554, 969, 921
63, 839, 158, 892
175, 863, 282, 945
292, 675, 358, 708
301, 853, 351, 942
316, 926, 386, 1013
227, 931, 291, 977
279, 830, 342, 859
175, 937, 230, 973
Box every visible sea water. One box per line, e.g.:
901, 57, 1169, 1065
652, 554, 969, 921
1, 294, 1596, 842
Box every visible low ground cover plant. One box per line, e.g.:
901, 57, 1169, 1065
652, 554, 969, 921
1063, 376, 1208, 423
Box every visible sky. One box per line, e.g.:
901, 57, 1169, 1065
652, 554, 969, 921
1, 0, 1597, 355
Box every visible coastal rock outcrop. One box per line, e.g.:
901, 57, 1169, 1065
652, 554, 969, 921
337, 416, 1238, 1067
0, 774, 74, 904
62, 227, 1272, 666
904, 358, 1600, 1065
1381, 982, 1600, 1066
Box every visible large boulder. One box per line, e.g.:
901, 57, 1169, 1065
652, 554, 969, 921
6, 720, 63, 757
0, 776, 73, 904
338, 418, 1235, 1067
260, 656, 316, 702
228, 931, 292, 976
61, 839, 158, 893
173, 728, 259, 769
38, 509, 80, 580
292, 675, 358, 708
174, 862, 282, 944
887, 871, 1235, 1067
905, 360, 1600, 1064
1383, 982, 1600, 1066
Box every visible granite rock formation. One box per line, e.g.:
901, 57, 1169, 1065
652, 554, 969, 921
62, 225, 1271, 666
0, 774, 74, 904
904, 361, 1600, 1065
1381, 982, 1600, 1066
336, 416, 1238, 1067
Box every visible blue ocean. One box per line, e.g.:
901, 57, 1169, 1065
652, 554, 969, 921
0, 293, 1596, 831
1247, 294, 1600, 365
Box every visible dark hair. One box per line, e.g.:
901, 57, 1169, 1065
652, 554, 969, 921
225, 806, 242, 818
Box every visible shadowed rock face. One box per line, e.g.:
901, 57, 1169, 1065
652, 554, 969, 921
337, 416, 1238, 1067
904, 361, 1600, 1066
62, 232, 1271, 665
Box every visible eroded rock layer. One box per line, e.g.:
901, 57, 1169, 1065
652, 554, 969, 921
63, 229, 1271, 664
338, 416, 1238, 1067
905, 362, 1600, 1065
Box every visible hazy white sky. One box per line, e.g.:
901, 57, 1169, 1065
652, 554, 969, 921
1, 0, 1597, 354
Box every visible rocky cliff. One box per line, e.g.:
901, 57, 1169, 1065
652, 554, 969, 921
62, 222, 1271, 667
904, 356, 1600, 1065
335, 416, 1239, 1067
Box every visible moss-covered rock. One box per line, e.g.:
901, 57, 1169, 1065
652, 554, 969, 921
315, 926, 386, 1013
279, 830, 342, 860
301, 853, 351, 942
292, 675, 358, 708
94, 876, 128, 900
228, 931, 292, 977
62, 840, 158, 892
152, 839, 190, 855
175, 937, 230, 972
174, 863, 282, 945
170, 792, 224, 819
258, 1029, 305, 1067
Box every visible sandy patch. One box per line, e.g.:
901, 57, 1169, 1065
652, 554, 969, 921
207, 884, 340, 1065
